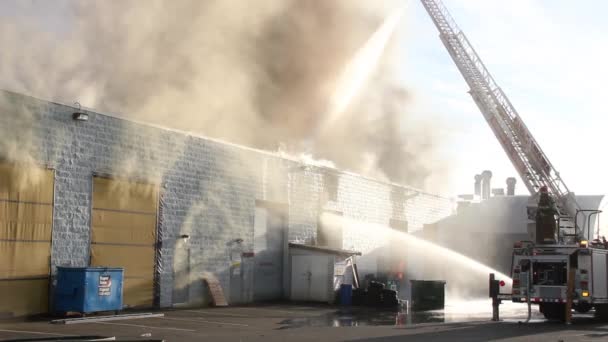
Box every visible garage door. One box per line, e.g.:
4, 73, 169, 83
0, 163, 54, 317
90, 177, 158, 308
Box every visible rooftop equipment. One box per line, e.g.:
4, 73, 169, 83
420, 0, 584, 239
420, 0, 607, 322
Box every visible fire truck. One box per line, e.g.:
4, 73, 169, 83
420, 0, 607, 321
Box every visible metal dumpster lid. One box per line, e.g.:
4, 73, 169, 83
288, 243, 362, 256
56, 266, 124, 271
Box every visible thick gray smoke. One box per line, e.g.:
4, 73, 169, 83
0, 0, 440, 188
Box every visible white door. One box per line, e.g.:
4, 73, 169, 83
291, 255, 330, 302
291, 255, 311, 301
309, 256, 330, 302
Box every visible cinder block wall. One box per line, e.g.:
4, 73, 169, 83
287, 170, 454, 276
0, 90, 455, 308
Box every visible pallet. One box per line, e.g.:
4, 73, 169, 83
203, 277, 228, 307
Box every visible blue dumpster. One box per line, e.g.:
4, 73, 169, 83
54, 267, 123, 314
339, 284, 353, 305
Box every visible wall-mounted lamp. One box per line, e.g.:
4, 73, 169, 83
72, 102, 89, 121
226, 238, 243, 246
180, 234, 190, 239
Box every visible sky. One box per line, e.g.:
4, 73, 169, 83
0, 0, 606, 198
401, 0, 608, 197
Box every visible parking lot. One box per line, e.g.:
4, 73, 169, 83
2, 303, 608, 341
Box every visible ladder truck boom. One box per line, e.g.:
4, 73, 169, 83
419, 1, 608, 320
419, 0, 584, 238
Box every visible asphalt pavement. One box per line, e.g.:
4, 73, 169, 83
1, 302, 607, 341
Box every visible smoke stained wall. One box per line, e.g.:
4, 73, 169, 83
0, 0, 446, 190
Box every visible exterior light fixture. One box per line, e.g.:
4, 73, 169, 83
226, 238, 243, 246
72, 102, 89, 121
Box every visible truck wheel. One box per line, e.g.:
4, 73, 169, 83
595, 305, 608, 321
540, 303, 566, 321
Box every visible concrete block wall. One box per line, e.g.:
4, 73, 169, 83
0, 91, 267, 307
286, 167, 323, 244
284, 168, 455, 276
0, 90, 455, 308
286, 168, 455, 249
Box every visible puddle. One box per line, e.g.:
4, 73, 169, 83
277, 308, 443, 329
278, 300, 544, 329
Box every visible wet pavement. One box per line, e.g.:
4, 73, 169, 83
1, 301, 608, 341
277, 300, 546, 329
278, 307, 445, 328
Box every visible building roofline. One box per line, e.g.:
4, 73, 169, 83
0, 88, 452, 200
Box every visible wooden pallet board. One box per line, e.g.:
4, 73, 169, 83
203, 277, 228, 307
352, 262, 360, 289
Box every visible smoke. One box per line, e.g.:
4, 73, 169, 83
0, 94, 35, 165
0, 93, 53, 188
321, 212, 512, 300
0, 0, 444, 189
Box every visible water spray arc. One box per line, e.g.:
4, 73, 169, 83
321, 213, 512, 300
318, 6, 406, 136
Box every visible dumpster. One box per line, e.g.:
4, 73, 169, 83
54, 267, 123, 314
410, 280, 445, 311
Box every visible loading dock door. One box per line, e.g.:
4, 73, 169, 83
90, 177, 158, 308
0, 164, 54, 317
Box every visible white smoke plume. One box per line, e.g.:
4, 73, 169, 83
0, 0, 445, 189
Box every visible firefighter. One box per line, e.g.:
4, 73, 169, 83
536, 185, 558, 243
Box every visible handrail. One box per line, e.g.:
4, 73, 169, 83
574, 209, 602, 241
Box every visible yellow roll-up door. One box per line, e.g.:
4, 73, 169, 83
0, 163, 54, 317
90, 177, 158, 308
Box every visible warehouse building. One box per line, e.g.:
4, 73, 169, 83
0, 90, 454, 317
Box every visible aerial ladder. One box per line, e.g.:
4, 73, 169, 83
420, 0, 608, 322
419, 0, 589, 243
